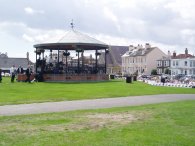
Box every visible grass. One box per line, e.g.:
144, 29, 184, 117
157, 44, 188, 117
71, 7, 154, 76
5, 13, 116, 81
0, 77, 195, 105
0, 100, 194, 146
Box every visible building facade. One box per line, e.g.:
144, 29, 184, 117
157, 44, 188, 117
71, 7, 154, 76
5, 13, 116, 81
170, 48, 195, 76
122, 43, 166, 75
156, 51, 171, 74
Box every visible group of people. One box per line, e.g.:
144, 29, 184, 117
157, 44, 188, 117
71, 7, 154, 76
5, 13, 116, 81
0, 65, 32, 83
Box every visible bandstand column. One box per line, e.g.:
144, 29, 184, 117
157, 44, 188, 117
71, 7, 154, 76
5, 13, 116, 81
35, 48, 37, 73
77, 52, 80, 74
95, 49, 98, 73
57, 49, 60, 72
105, 49, 106, 74
65, 50, 68, 73
81, 50, 84, 73
58, 49, 60, 64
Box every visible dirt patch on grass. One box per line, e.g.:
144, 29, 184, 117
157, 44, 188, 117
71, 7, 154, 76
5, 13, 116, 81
0, 112, 151, 133
66, 111, 151, 131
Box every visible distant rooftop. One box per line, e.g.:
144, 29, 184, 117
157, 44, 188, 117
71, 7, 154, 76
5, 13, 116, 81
122, 43, 155, 57
0, 53, 33, 70
171, 48, 194, 59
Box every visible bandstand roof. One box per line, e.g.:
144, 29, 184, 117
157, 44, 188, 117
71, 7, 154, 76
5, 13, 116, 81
34, 29, 108, 50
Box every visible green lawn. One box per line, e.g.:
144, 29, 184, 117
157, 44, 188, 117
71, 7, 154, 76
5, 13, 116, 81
0, 77, 195, 105
0, 100, 194, 146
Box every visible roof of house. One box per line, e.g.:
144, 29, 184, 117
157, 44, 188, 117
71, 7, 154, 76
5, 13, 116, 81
171, 54, 193, 59
99, 45, 129, 66
0, 57, 32, 70
122, 47, 155, 57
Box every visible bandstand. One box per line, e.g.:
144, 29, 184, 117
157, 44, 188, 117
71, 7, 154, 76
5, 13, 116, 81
33, 27, 109, 82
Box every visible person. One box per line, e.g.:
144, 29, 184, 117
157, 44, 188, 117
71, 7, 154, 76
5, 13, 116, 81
17, 66, 24, 74
10, 65, 17, 83
0, 68, 2, 83
25, 66, 31, 83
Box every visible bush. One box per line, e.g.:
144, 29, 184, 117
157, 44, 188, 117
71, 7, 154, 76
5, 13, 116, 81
151, 69, 157, 75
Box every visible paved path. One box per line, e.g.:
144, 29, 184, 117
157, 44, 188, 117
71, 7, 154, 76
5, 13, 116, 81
0, 94, 195, 116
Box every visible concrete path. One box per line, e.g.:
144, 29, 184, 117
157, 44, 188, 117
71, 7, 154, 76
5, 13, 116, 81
0, 94, 195, 116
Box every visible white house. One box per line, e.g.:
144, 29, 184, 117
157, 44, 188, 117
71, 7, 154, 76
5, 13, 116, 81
122, 43, 166, 75
170, 48, 195, 75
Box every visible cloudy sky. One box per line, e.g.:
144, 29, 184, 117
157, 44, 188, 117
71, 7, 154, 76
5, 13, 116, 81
1, 0, 195, 62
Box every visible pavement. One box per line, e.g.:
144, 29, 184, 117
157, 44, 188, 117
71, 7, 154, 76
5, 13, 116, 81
0, 94, 195, 116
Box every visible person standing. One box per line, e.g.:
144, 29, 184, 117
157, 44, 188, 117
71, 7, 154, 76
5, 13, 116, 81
25, 66, 31, 83
0, 68, 2, 83
17, 66, 24, 74
10, 65, 17, 83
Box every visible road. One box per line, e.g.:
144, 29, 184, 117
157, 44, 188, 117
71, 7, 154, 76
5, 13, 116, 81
0, 94, 194, 116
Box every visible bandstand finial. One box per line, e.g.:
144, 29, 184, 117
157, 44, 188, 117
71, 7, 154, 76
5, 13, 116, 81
70, 19, 74, 29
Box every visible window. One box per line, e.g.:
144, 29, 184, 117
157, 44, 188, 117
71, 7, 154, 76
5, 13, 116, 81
190, 61, 193, 67
189, 70, 192, 75
158, 61, 161, 66
184, 61, 187, 66
176, 61, 178, 66
173, 61, 175, 66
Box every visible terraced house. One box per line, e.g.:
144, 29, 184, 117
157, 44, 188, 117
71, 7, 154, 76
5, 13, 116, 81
122, 43, 166, 75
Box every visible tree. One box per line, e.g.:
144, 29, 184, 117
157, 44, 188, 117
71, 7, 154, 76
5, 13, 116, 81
165, 68, 171, 75
151, 69, 157, 75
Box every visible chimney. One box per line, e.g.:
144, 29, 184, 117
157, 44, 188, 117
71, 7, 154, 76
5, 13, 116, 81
168, 50, 171, 58
185, 48, 188, 55
173, 51, 176, 57
137, 44, 143, 50
129, 45, 134, 51
145, 43, 151, 49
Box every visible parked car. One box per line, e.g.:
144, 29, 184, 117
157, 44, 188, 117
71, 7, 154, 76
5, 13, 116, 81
174, 74, 185, 80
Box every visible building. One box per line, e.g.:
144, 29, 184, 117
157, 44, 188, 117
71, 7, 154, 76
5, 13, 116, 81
122, 43, 166, 75
156, 51, 171, 74
0, 52, 33, 73
170, 48, 195, 75
99, 45, 129, 74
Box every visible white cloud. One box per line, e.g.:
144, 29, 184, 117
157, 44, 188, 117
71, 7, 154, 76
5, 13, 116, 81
165, 0, 195, 19
24, 7, 44, 15
103, 7, 118, 22
22, 34, 34, 42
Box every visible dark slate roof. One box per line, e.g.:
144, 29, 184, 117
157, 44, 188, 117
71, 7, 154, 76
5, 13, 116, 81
109, 46, 129, 65
0, 57, 32, 70
99, 45, 129, 66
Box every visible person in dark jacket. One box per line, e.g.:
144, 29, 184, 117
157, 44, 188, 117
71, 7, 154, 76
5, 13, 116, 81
25, 66, 31, 83
17, 66, 24, 74
0, 68, 2, 83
